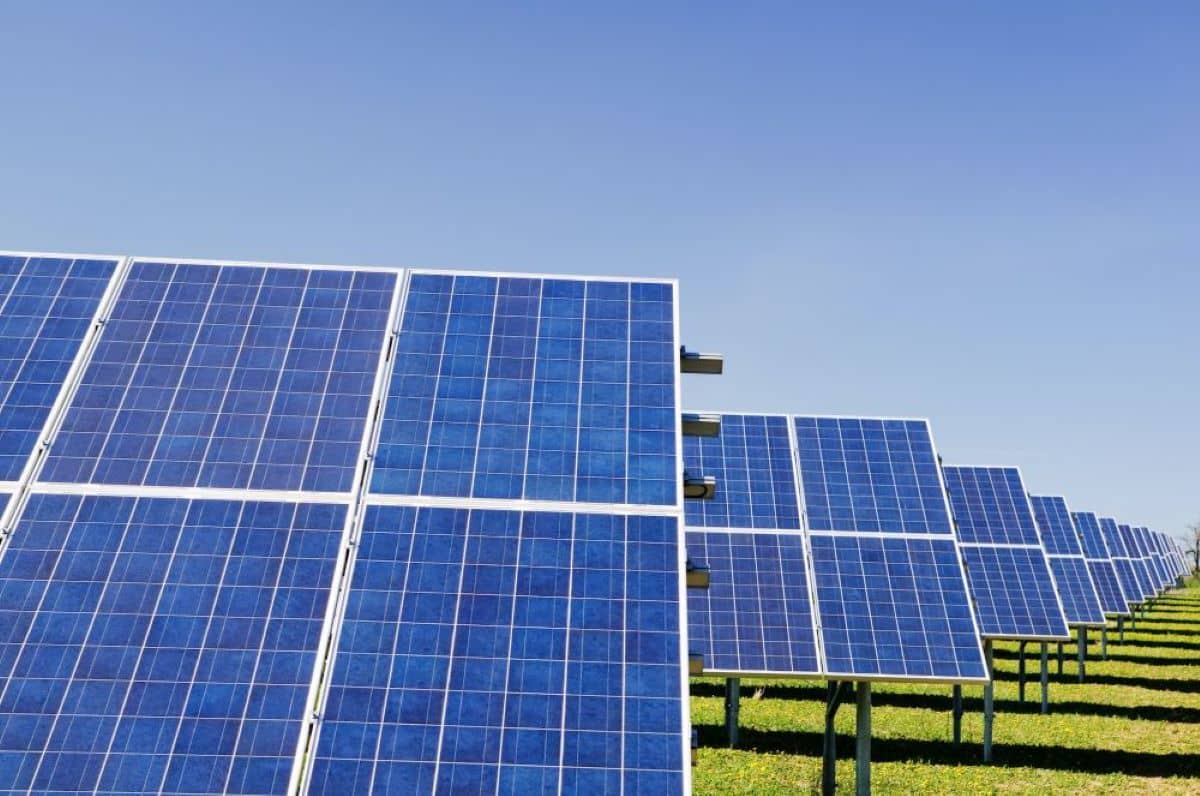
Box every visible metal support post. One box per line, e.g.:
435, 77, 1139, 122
724, 678, 740, 748
952, 685, 963, 747
855, 683, 871, 796
1057, 641, 1064, 674
983, 641, 994, 763
1118, 615, 1124, 642
822, 681, 851, 796
1101, 626, 1107, 659
1017, 641, 1026, 702
1039, 642, 1049, 714
1077, 627, 1087, 682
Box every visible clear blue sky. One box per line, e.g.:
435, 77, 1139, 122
2, 3, 1197, 543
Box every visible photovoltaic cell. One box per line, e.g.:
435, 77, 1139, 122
369, 274, 678, 506
685, 531, 818, 676
683, 414, 800, 530
41, 261, 395, 493
943, 466, 1069, 640
809, 535, 985, 679
310, 505, 684, 794
942, 467, 1038, 546
1070, 511, 1108, 561
792, 417, 952, 534
0, 255, 117, 482
959, 546, 1070, 639
0, 493, 344, 794
1138, 527, 1168, 589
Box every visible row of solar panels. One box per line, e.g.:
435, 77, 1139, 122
0, 254, 692, 794
0, 253, 1186, 795
683, 413, 1187, 682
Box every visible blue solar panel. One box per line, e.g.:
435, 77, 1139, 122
943, 466, 1069, 640
309, 505, 684, 794
792, 417, 952, 534
943, 467, 1039, 545
369, 274, 677, 506
1046, 557, 1104, 626
685, 530, 818, 676
0, 492, 343, 794
683, 414, 800, 530
959, 546, 1070, 639
1138, 527, 1169, 589
1030, 496, 1083, 556
41, 261, 395, 493
1118, 524, 1156, 600
0, 255, 117, 482
1070, 511, 1108, 560
1028, 496, 1103, 626
809, 535, 985, 679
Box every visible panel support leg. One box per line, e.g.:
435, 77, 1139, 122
1017, 641, 1026, 702
1118, 615, 1124, 642
1057, 642, 1064, 675
822, 681, 851, 796
724, 678, 740, 748
1039, 642, 1049, 714
983, 640, 994, 764
952, 684, 963, 747
855, 683, 871, 796
1077, 627, 1087, 682
1101, 626, 1108, 660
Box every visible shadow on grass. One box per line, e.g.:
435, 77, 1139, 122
991, 668, 1200, 694
1111, 625, 1200, 638
691, 682, 1200, 722
694, 724, 1200, 776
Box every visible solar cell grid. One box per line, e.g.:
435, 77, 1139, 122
1118, 524, 1155, 600
808, 534, 986, 679
0, 255, 118, 482
942, 466, 1039, 546
41, 261, 396, 493
1070, 511, 1109, 561
792, 416, 951, 534
685, 530, 818, 675
309, 504, 685, 795
1046, 557, 1105, 626
1085, 560, 1128, 615
1030, 496, 1083, 556
0, 492, 344, 794
369, 274, 678, 507
683, 413, 800, 530
958, 546, 1070, 639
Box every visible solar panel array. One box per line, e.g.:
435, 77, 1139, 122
1118, 523, 1156, 602
682, 414, 818, 678
0, 255, 692, 795
1029, 496, 1104, 626
1070, 511, 1129, 615
942, 467, 1069, 641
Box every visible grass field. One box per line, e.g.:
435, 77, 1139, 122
691, 577, 1200, 794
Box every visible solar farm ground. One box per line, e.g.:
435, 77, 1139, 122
692, 576, 1200, 794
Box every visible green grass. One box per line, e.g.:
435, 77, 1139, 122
691, 577, 1200, 794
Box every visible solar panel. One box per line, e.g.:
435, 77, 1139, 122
685, 530, 818, 676
41, 260, 397, 493
792, 417, 986, 681
1029, 496, 1103, 626
680, 412, 819, 678
1099, 517, 1142, 608
684, 414, 800, 530
793, 416, 952, 534
1070, 511, 1128, 615
1118, 524, 1156, 601
0, 492, 345, 794
1138, 527, 1169, 589
942, 467, 1069, 641
368, 274, 678, 507
308, 504, 684, 794
0, 255, 118, 483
